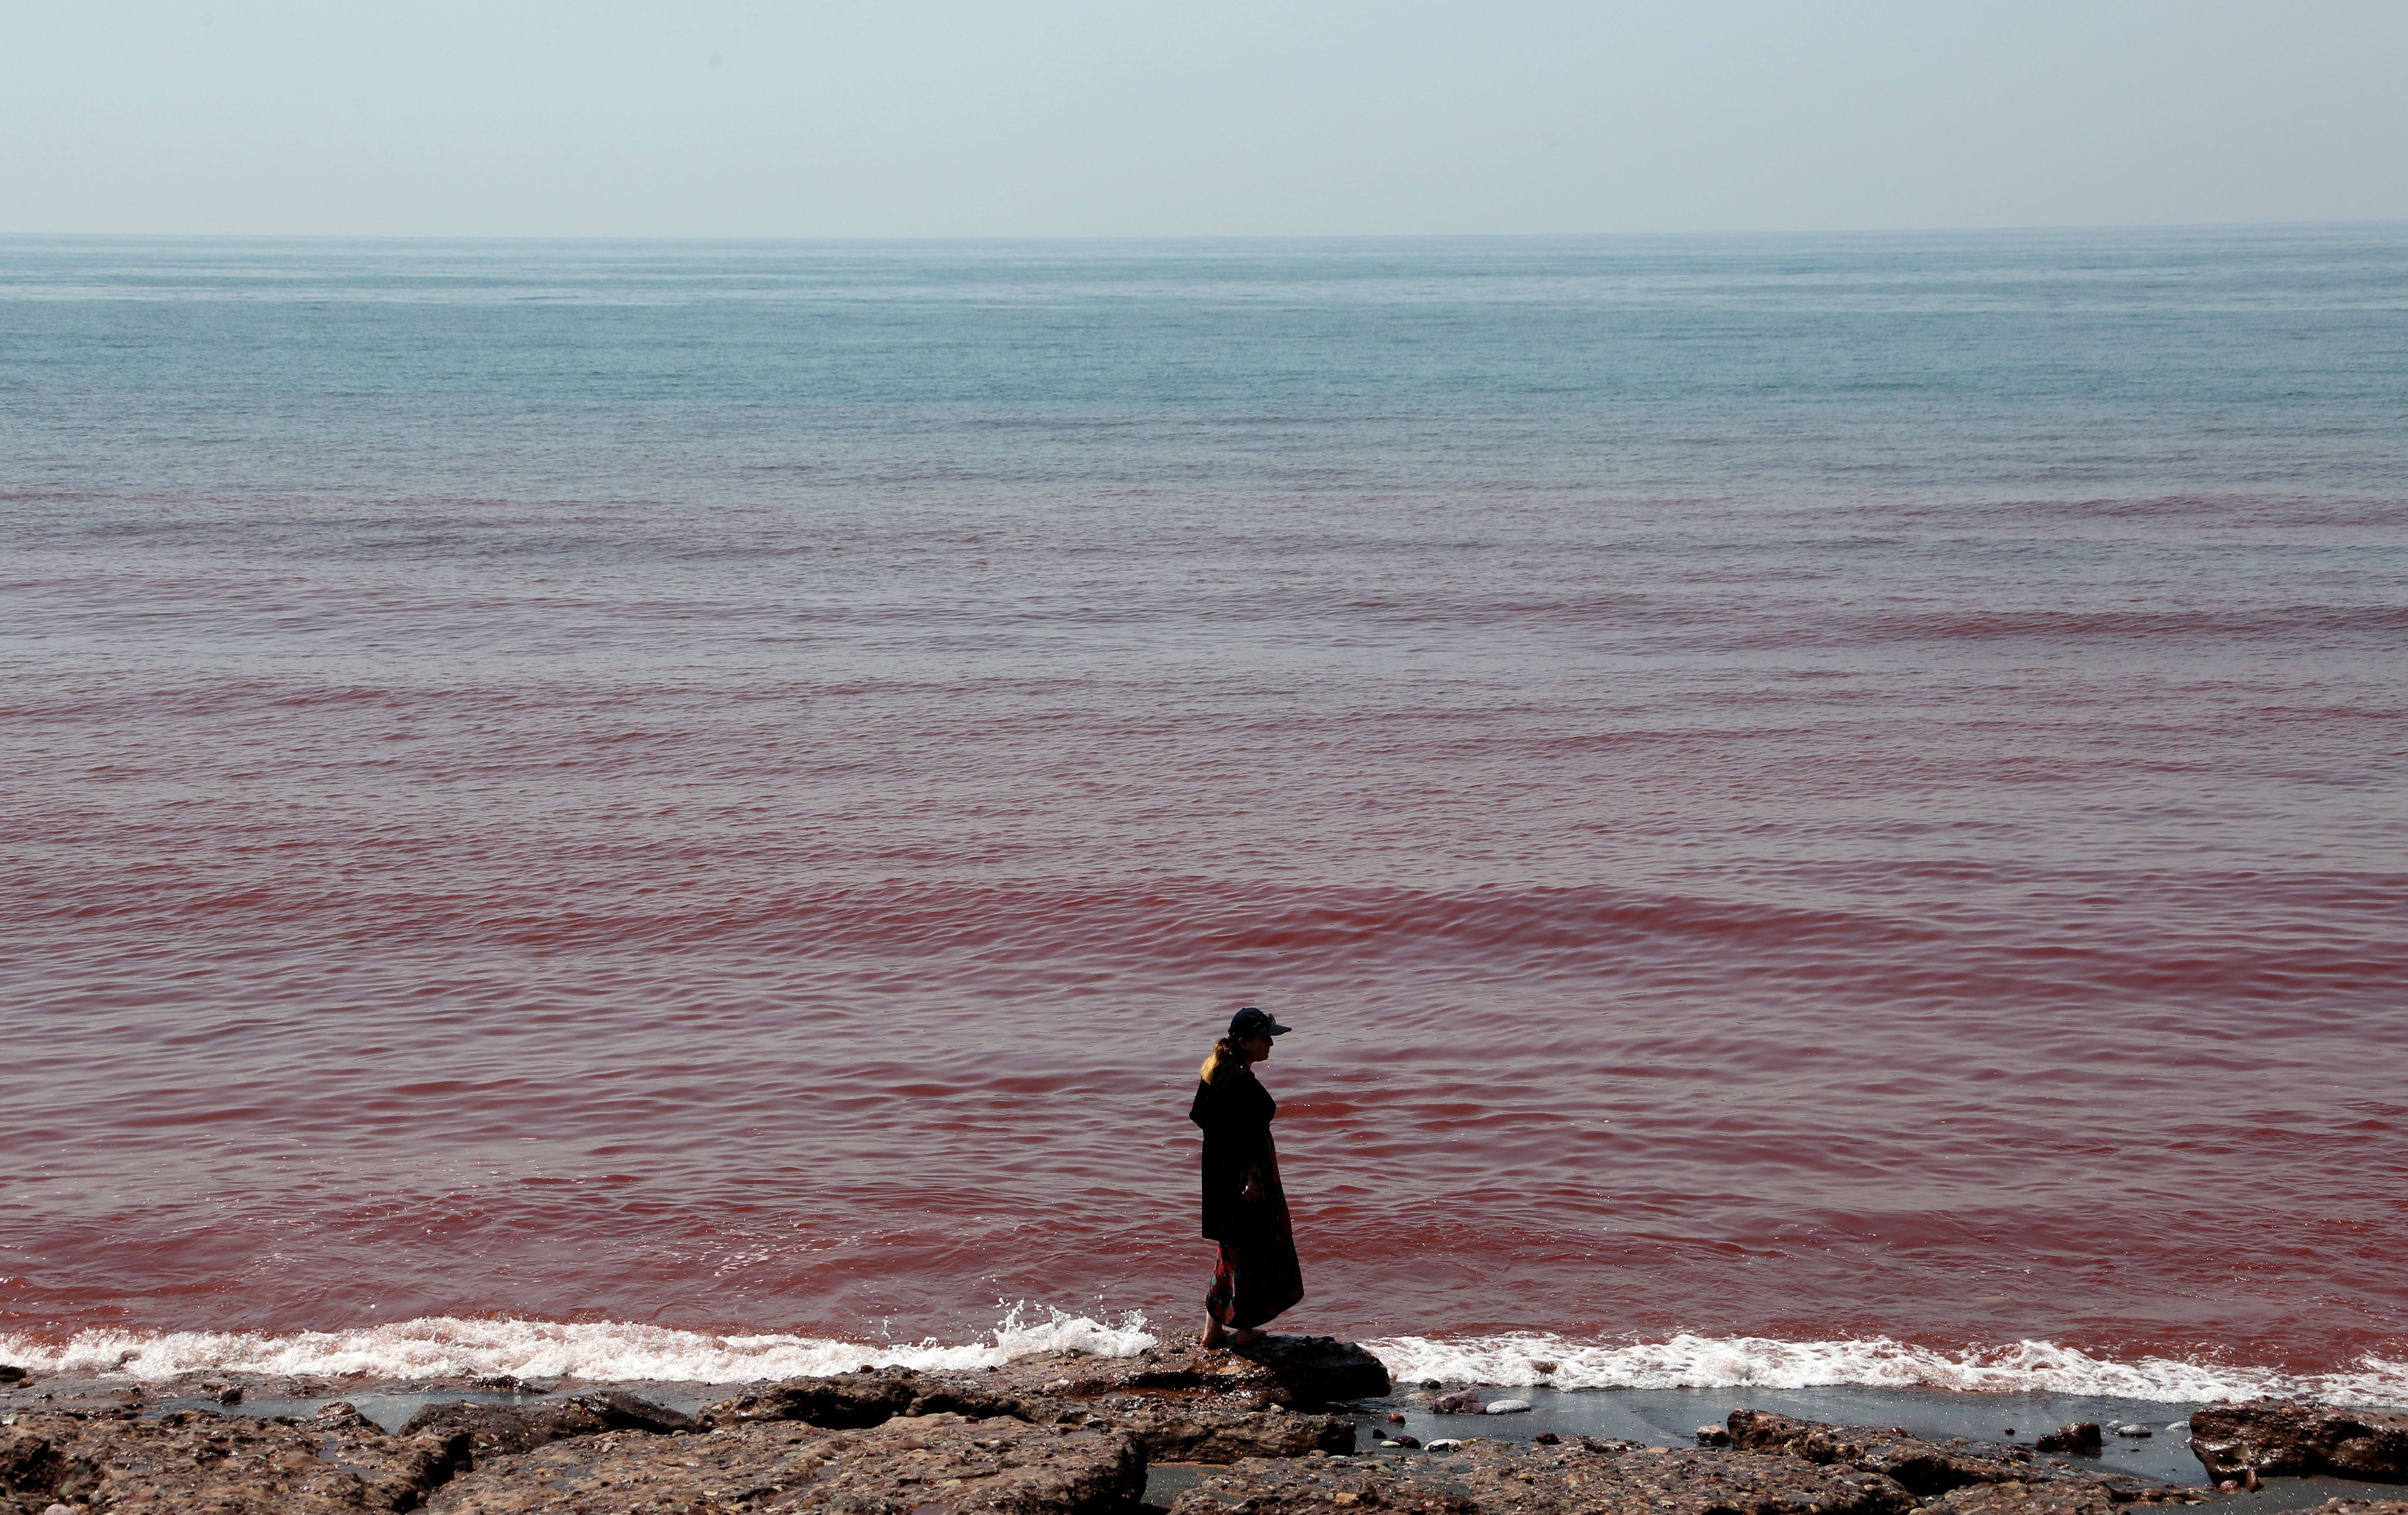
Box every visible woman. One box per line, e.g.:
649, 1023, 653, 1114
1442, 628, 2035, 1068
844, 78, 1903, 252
1189, 1005, 1304, 1348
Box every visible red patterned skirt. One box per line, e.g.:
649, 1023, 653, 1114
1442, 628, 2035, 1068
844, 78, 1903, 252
1205, 1214, 1304, 1331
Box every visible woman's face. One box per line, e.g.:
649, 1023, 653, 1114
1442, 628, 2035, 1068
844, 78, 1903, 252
1240, 1033, 1274, 1062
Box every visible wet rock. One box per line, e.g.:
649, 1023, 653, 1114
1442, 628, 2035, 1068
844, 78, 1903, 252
1696, 1426, 1732, 1448
2314, 1502, 2408, 1515
0, 1369, 24, 1386
2190, 1399, 2408, 1484
1431, 1391, 1488, 1416
401, 1391, 695, 1462
1722, 1411, 2166, 1499
1485, 1400, 1533, 1416
218, 1384, 245, 1405
2035, 1424, 2102, 1457
0, 1404, 468, 1513
428, 1411, 1143, 1515
1236, 1336, 1391, 1405
1534, 1433, 1561, 1446
1528, 1362, 1558, 1378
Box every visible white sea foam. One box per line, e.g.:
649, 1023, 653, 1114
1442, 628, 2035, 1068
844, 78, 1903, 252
1361, 1333, 2408, 1409
0, 1304, 1156, 1385
6, 1316, 2403, 1410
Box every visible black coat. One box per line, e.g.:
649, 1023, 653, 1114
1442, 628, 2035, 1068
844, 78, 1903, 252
1190, 1060, 1287, 1244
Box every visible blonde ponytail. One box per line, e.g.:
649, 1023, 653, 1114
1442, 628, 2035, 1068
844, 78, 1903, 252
1198, 1036, 1246, 1084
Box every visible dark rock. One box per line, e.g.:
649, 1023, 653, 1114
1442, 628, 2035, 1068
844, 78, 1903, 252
2190, 1399, 2408, 1484
1231, 1337, 1392, 1405
983, 1332, 1369, 1412
1388, 1414, 1407, 1425
1724, 1411, 2165, 1500
1696, 1426, 1732, 1448
1535, 1432, 1562, 1446
1389, 1434, 1422, 1448
1528, 1361, 1558, 1377
0, 1368, 24, 1386
1431, 1390, 1488, 1415
2035, 1424, 2102, 1456
218, 1384, 245, 1405
0, 1404, 467, 1512
701, 1369, 925, 1429
399, 1391, 694, 1463
428, 1410, 1144, 1515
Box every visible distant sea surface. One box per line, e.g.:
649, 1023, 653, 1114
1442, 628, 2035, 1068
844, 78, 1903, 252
3, 229, 2405, 1401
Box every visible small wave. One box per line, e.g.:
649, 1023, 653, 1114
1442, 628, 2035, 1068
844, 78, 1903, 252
1363, 1333, 2408, 1409
0, 1304, 1156, 1385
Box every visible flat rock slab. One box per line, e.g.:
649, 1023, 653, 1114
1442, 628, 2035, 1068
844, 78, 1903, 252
2191, 1402, 2408, 1484
1174, 1440, 1920, 1515
429, 1412, 1143, 1515
1434, 1438, 1920, 1515
1044, 1397, 1351, 1463
984, 1334, 1387, 1412
1168, 1453, 1480, 1515
0, 1404, 465, 1514
702, 1365, 1352, 1465
1725, 1411, 2181, 1501
401, 1391, 696, 1461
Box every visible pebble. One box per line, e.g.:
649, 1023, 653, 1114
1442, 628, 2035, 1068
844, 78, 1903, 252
1387, 1412, 1406, 1424
1485, 1399, 1532, 1415
2114, 1424, 2154, 1438
1528, 1360, 1558, 1376
1533, 1432, 1560, 1445
1696, 1425, 1732, 1446
1426, 1439, 1463, 1451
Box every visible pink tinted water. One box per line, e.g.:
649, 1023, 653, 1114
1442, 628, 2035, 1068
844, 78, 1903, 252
2, 234, 2405, 1379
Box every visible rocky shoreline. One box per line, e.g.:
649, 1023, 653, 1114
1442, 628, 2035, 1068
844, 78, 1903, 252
2, 1338, 2403, 1515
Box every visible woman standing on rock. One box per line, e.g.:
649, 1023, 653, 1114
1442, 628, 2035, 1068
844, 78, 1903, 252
1191, 1006, 1304, 1348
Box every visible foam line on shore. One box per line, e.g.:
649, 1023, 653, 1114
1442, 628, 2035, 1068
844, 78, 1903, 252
6, 1316, 2404, 1410
0, 1305, 1157, 1385
1364, 1332, 2408, 1408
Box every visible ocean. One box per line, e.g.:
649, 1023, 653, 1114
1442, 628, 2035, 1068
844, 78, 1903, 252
3, 226, 2404, 1404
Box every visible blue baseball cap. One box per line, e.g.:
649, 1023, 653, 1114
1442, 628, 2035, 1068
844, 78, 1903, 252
1229, 1006, 1292, 1038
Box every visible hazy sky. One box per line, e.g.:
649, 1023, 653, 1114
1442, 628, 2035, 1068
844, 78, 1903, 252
5, 0, 2405, 237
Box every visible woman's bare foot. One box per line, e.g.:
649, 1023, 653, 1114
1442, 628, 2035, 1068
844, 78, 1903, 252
1229, 1326, 1264, 1348
1202, 1320, 1229, 1349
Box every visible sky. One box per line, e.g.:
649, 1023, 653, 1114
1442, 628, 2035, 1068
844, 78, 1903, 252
3, 0, 2405, 238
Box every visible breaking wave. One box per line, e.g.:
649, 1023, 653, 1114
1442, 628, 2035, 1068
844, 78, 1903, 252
6, 1316, 2406, 1410
0, 1305, 1157, 1385
1365, 1333, 2408, 1408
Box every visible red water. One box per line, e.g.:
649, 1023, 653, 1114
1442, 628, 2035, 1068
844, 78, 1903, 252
7, 483, 2405, 1387
3, 233, 2406, 1394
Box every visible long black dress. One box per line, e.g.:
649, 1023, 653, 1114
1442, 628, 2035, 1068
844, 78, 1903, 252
1189, 1058, 1304, 1330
